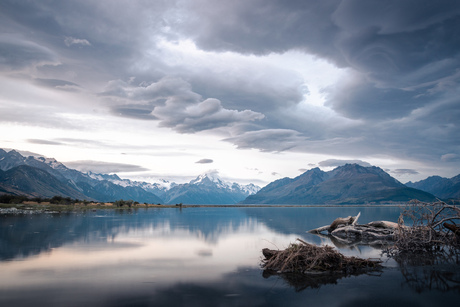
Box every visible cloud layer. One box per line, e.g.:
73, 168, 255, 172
0, 0, 459, 182
64, 160, 149, 174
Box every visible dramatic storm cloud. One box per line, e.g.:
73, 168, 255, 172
0, 0, 459, 184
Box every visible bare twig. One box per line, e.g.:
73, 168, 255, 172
387, 200, 460, 258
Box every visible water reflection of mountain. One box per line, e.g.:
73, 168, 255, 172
2, 206, 460, 306
1, 206, 405, 261
0, 208, 256, 261
240, 206, 403, 237
1, 212, 86, 260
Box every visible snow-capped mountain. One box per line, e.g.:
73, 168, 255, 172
0, 149, 162, 203
91, 170, 260, 204
163, 171, 261, 205
0, 149, 260, 204
189, 171, 233, 189
87, 172, 174, 198
192, 172, 260, 193
233, 182, 260, 195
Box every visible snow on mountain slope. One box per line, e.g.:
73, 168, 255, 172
1, 149, 261, 203
87, 172, 173, 197
189, 171, 260, 194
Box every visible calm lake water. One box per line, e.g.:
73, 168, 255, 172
1, 206, 459, 307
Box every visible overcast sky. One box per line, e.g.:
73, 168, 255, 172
1, 0, 459, 186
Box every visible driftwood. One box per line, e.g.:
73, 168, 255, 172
308, 212, 399, 245
262, 202, 460, 292
388, 200, 460, 257
309, 212, 361, 234
387, 201, 460, 292
308, 201, 460, 258
444, 222, 460, 236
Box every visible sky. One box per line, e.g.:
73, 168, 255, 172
0, 0, 459, 186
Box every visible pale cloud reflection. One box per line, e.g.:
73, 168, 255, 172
0, 219, 300, 288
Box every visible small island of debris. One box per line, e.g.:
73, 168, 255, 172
262, 238, 382, 275
261, 201, 460, 291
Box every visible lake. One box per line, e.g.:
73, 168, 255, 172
1, 206, 459, 306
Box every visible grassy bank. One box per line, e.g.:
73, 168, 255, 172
0, 202, 182, 213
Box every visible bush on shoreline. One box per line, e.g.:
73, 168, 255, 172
0, 194, 170, 210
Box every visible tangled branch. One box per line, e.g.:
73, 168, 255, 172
387, 200, 460, 258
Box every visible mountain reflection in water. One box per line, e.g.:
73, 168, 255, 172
1, 206, 459, 307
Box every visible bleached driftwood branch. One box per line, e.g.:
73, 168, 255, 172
308, 212, 399, 244
308, 212, 361, 234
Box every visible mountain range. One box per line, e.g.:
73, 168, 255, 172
1, 148, 458, 205
0, 149, 260, 204
240, 164, 438, 204
163, 172, 259, 204
406, 175, 460, 200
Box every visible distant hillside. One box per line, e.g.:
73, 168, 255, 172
0, 165, 89, 200
0, 148, 260, 204
406, 175, 460, 199
241, 164, 437, 205
0, 149, 163, 203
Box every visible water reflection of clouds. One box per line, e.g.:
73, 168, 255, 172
2, 208, 458, 306
0, 218, 300, 288
309, 233, 398, 268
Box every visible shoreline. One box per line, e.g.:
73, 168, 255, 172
0, 202, 410, 214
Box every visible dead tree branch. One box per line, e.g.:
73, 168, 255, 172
387, 200, 460, 258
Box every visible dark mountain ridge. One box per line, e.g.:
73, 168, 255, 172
0, 165, 89, 200
241, 164, 436, 205
406, 174, 460, 199
0, 149, 162, 203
